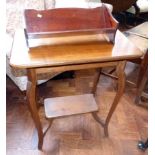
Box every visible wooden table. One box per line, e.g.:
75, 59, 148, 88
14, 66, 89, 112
10, 29, 143, 150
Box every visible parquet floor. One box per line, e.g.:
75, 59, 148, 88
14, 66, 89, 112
6, 62, 148, 155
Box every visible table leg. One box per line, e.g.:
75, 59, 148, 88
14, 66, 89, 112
92, 61, 126, 136
135, 68, 148, 104
92, 68, 101, 94
26, 69, 43, 150
104, 61, 126, 136
135, 51, 148, 104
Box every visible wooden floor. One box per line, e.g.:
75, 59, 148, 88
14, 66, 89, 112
6, 62, 148, 155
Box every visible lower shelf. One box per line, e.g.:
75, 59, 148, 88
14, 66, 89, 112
44, 94, 98, 119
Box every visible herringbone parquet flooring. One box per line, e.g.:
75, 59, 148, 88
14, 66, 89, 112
6, 62, 148, 155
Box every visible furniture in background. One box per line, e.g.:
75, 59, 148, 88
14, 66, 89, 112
122, 0, 148, 27
101, 0, 137, 13
127, 0, 148, 17
101, 22, 148, 104
125, 0, 148, 26
124, 22, 148, 104
100, 0, 138, 27
101, 0, 148, 26
135, 51, 147, 104
6, 0, 50, 92
126, 22, 148, 151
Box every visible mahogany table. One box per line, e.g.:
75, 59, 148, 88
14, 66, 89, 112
10, 29, 143, 150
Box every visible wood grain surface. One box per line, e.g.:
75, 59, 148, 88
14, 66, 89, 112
10, 30, 143, 68
6, 67, 148, 155
44, 94, 98, 118
24, 6, 115, 36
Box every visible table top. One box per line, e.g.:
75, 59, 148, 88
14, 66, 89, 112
10, 29, 143, 69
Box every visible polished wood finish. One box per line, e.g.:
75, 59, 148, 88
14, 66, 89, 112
105, 61, 126, 136
24, 6, 117, 39
36, 62, 118, 74
92, 68, 101, 94
44, 94, 98, 118
10, 30, 142, 68
92, 61, 126, 136
10, 28, 143, 149
26, 69, 43, 149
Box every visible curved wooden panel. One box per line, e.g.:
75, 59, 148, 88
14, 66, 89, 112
24, 6, 118, 38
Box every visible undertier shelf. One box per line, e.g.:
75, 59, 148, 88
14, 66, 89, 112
44, 94, 98, 119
